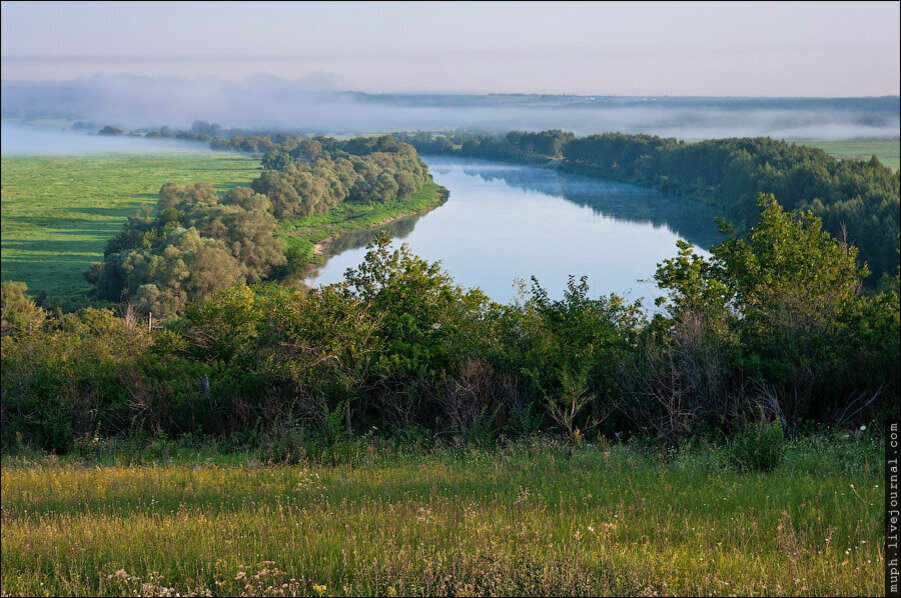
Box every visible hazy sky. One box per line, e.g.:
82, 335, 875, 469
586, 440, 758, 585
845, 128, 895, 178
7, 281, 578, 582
2, 1, 899, 96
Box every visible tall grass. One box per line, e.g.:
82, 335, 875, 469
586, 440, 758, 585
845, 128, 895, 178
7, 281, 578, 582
1, 436, 883, 596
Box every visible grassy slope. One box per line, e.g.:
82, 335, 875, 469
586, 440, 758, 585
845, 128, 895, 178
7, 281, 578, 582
0, 153, 260, 304
791, 138, 900, 171
0, 437, 882, 596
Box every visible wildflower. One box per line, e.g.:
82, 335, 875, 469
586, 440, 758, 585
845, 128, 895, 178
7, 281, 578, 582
859, 425, 866, 431
313, 584, 327, 596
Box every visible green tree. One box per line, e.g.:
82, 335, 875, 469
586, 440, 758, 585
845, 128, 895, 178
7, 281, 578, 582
97, 125, 124, 136
1, 281, 46, 336
261, 150, 293, 170
652, 194, 887, 425
343, 232, 493, 378
517, 276, 643, 442
254, 284, 384, 434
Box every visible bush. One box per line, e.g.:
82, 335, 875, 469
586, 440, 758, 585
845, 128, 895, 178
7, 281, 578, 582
728, 420, 785, 472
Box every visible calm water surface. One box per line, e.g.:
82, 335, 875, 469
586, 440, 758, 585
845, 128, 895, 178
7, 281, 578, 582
308, 156, 724, 306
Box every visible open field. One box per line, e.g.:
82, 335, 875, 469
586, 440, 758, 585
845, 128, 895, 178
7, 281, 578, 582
0, 437, 883, 597
792, 138, 900, 171
0, 153, 260, 305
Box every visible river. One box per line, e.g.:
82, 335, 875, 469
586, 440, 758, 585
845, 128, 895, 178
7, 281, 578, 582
307, 155, 725, 306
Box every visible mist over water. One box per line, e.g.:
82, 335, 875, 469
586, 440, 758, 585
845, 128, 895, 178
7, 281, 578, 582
2, 76, 899, 139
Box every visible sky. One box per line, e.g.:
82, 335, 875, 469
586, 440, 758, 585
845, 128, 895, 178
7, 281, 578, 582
1, 1, 899, 97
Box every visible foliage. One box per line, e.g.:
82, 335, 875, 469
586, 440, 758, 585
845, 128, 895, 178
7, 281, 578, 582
1, 307, 153, 452
89, 182, 286, 317
248, 136, 430, 218
97, 125, 124, 136
515, 276, 643, 441
727, 420, 785, 472
2, 197, 898, 452
342, 231, 491, 379
645, 195, 898, 434
341, 232, 501, 435
1, 281, 46, 336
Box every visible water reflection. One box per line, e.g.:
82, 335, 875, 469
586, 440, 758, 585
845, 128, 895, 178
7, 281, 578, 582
308, 156, 725, 305
441, 159, 722, 251
318, 212, 425, 260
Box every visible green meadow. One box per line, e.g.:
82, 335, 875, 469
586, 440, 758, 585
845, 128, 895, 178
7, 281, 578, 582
0, 437, 883, 597
0, 153, 260, 305
792, 138, 900, 171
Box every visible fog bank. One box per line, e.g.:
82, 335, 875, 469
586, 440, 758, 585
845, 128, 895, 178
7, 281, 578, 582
0, 122, 211, 155
2, 76, 899, 140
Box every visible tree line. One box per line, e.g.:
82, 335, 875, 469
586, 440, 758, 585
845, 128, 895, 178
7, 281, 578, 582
392, 130, 900, 285
249, 135, 431, 218
3, 198, 897, 454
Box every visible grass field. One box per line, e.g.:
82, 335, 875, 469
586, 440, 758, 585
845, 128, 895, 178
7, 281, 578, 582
792, 138, 900, 171
0, 153, 260, 305
0, 437, 883, 596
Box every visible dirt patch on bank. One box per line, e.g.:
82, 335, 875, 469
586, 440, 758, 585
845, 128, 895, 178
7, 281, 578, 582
311, 208, 433, 256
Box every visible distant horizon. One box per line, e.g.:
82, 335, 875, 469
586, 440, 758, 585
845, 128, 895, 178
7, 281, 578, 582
2, 76, 900, 101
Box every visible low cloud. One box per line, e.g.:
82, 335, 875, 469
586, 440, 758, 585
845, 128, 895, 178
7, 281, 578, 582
2, 75, 898, 140
0, 122, 211, 155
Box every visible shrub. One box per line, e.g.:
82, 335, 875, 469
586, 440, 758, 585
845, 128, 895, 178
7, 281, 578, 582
728, 420, 785, 472
1, 281, 46, 336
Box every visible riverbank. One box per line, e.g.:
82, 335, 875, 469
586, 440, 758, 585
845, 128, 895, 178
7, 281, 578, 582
312, 208, 434, 257
281, 179, 449, 275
